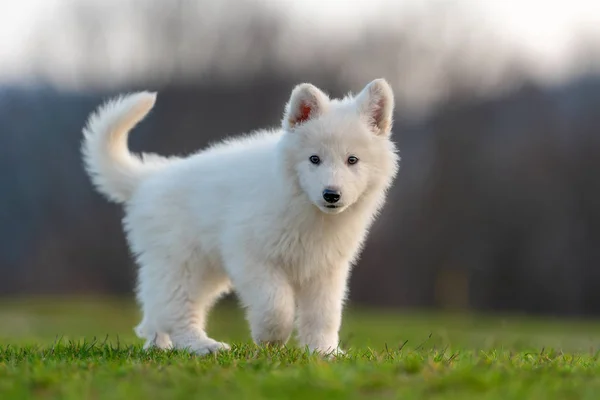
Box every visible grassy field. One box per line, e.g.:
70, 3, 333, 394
1, 298, 600, 399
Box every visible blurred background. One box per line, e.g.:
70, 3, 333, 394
2, 0, 600, 318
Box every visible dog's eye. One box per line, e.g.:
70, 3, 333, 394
347, 156, 359, 165
309, 155, 321, 165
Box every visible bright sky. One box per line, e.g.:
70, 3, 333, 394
0, 0, 599, 86
0, 0, 53, 51
281, 0, 600, 53
0, 0, 60, 76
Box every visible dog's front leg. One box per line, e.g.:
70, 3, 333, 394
295, 265, 350, 355
231, 264, 295, 347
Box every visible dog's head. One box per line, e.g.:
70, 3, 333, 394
278, 79, 399, 215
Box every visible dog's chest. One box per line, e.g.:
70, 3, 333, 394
265, 221, 362, 281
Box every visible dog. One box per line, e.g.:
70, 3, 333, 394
82, 79, 400, 355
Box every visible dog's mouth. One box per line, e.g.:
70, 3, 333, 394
319, 203, 346, 214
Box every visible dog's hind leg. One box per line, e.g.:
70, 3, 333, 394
134, 317, 172, 350
136, 252, 232, 355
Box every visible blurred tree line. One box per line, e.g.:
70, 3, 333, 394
2, 0, 600, 316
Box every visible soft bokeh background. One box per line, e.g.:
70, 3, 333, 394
3, 0, 600, 318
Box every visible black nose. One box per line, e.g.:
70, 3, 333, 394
323, 188, 341, 204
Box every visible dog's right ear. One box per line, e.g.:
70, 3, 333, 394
283, 84, 329, 131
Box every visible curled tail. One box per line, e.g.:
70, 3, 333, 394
82, 91, 164, 204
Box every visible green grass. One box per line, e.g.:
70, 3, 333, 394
1, 298, 600, 399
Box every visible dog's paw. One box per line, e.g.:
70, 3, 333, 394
171, 332, 231, 356
190, 339, 231, 356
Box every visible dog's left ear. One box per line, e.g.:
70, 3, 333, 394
283, 83, 329, 131
355, 79, 395, 136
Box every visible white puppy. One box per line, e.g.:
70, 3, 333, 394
82, 79, 400, 355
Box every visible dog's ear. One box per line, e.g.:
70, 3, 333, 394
283, 83, 329, 131
355, 79, 395, 136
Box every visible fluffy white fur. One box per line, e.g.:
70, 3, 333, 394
81, 79, 400, 355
